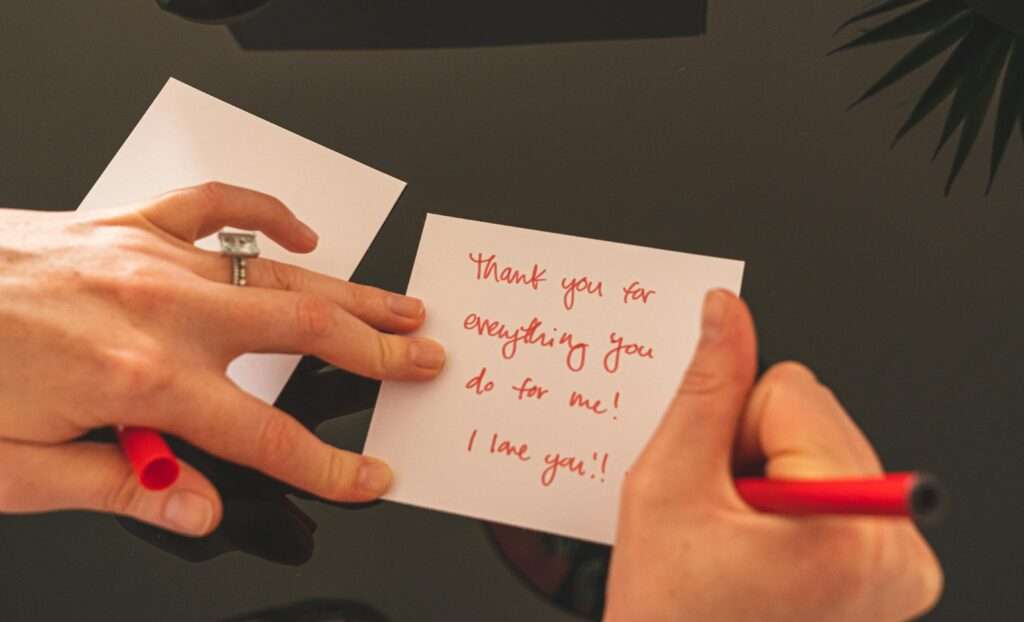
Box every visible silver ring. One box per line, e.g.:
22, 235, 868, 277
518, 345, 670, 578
218, 231, 260, 287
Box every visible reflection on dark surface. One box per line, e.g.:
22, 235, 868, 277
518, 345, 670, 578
834, 0, 1024, 195
226, 0, 707, 50
486, 524, 610, 621
157, 0, 271, 24
223, 598, 390, 622
221, 598, 389, 622
116, 357, 383, 565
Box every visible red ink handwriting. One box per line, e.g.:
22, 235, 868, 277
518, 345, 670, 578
512, 377, 549, 400
589, 451, 609, 482
568, 390, 608, 415
560, 275, 604, 311
489, 432, 531, 461
465, 367, 495, 395
463, 313, 589, 372
622, 280, 655, 304
468, 252, 547, 290
541, 452, 587, 486
467, 429, 478, 452
603, 332, 655, 373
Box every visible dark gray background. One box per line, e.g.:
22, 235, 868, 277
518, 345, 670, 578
2, 1, 1022, 620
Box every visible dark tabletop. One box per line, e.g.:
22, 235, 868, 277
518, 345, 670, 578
2, 1, 1022, 620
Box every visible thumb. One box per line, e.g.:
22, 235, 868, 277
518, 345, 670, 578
0, 439, 222, 536
633, 289, 758, 500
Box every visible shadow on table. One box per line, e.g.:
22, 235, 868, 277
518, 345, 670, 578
224, 0, 707, 50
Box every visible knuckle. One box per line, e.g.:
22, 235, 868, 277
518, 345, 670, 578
814, 523, 883, 607
255, 413, 300, 468
90, 263, 170, 312
196, 181, 227, 213
762, 361, 817, 387
322, 450, 353, 500
265, 195, 292, 220
104, 470, 146, 516
267, 260, 298, 291
753, 361, 822, 410
620, 469, 655, 501
100, 345, 175, 404
294, 294, 335, 342
343, 283, 373, 317
916, 554, 944, 615
891, 529, 944, 617
374, 334, 399, 378
676, 364, 731, 398
620, 462, 668, 506
111, 228, 161, 256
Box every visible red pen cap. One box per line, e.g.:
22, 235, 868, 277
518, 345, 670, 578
116, 426, 180, 491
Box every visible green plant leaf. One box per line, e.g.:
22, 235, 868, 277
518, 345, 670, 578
830, 0, 968, 54
934, 32, 1012, 159
987, 38, 1024, 193
835, 0, 925, 34
943, 35, 1013, 194
849, 10, 974, 108
891, 17, 994, 145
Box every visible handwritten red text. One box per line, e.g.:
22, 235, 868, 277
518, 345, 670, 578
468, 252, 547, 290
463, 313, 589, 372
560, 275, 604, 311
603, 332, 655, 373
622, 280, 655, 304
465, 367, 495, 395
512, 377, 549, 400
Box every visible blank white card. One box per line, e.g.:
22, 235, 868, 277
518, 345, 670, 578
78, 78, 406, 404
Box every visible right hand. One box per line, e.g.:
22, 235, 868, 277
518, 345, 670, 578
605, 290, 942, 621
0, 183, 445, 536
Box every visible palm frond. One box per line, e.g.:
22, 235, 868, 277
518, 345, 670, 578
837, 4, 1023, 194
835, 0, 926, 34
943, 36, 1013, 194
988, 38, 1024, 193
933, 31, 1012, 160
890, 18, 993, 146
830, 0, 968, 55
1020, 87, 1024, 146
849, 10, 974, 109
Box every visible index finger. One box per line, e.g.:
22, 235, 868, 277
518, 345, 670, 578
734, 362, 883, 479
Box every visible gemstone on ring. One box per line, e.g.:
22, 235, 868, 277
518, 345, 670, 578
218, 231, 260, 257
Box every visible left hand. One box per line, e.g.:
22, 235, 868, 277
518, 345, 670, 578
0, 182, 445, 536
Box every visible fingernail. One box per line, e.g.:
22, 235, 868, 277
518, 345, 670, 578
701, 289, 730, 343
388, 294, 424, 319
298, 220, 319, 246
356, 458, 393, 496
163, 491, 213, 535
409, 338, 446, 370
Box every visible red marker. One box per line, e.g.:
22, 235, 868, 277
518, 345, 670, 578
116, 426, 179, 491
735, 472, 944, 523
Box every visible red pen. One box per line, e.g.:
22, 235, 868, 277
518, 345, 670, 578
735, 472, 945, 523
116, 426, 180, 491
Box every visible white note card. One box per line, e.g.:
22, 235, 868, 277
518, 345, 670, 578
366, 215, 744, 544
77, 77, 406, 404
